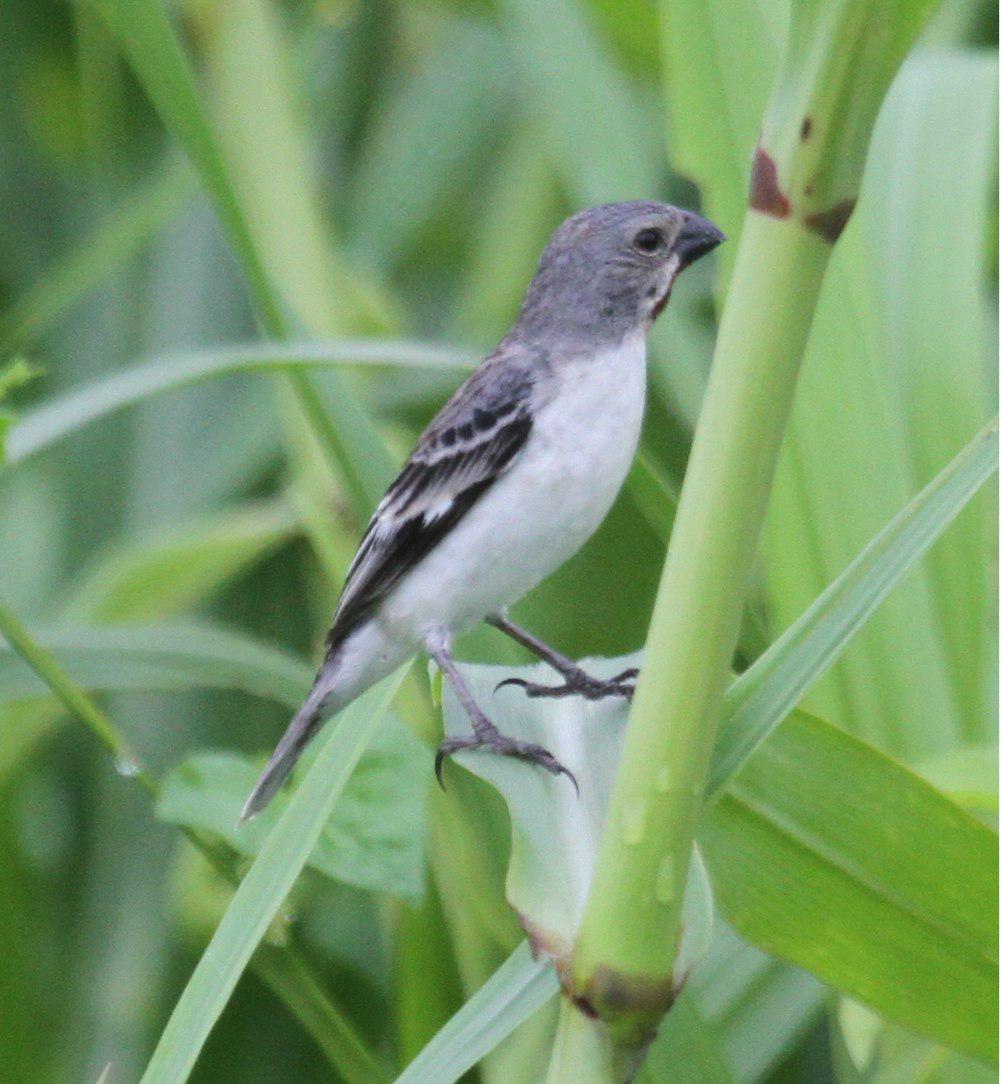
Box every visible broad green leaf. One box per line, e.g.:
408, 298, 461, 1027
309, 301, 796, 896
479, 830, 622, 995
702, 709, 998, 1062
435, 655, 996, 1063
140, 667, 407, 1084
0, 622, 312, 710
396, 941, 558, 1084
157, 713, 430, 899
63, 501, 299, 622
916, 745, 998, 816
713, 418, 998, 794
497, 0, 660, 205
763, 51, 998, 758
440, 656, 713, 977
4, 339, 469, 466
659, 0, 786, 245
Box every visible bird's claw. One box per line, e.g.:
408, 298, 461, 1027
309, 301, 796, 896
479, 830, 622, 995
435, 733, 578, 795
495, 667, 638, 702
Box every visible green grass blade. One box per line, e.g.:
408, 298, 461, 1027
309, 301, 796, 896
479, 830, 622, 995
0, 602, 386, 1081
702, 709, 998, 1062
5, 339, 469, 465
497, 0, 659, 204
63, 500, 298, 622
140, 667, 407, 1084
711, 418, 999, 794
762, 51, 997, 757
396, 941, 558, 1084
251, 944, 390, 1084
0, 622, 312, 709
91, 0, 397, 520
93, 0, 286, 336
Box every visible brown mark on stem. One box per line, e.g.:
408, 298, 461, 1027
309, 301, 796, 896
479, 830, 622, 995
800, 117, 813, 139
749, 147, 791, 218
804, 198, 857, 243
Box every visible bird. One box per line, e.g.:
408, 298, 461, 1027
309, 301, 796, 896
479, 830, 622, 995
241, 201, 724, 821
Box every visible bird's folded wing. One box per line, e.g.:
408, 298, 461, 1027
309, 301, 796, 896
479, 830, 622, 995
326, 369, 534, 651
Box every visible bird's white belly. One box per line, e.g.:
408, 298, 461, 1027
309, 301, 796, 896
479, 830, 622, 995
379, 335, 647, 643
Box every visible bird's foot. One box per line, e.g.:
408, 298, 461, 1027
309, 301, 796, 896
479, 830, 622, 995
435, 728, 577, 794
496, 666, 638, 702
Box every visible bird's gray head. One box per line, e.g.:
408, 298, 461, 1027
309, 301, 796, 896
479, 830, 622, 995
513, 201, 724, 347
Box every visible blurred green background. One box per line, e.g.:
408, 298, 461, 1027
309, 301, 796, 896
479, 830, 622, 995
0, 0, 995, 1081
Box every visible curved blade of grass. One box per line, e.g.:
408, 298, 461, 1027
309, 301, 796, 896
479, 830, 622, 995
63, 500, 298, 622
496, 0, 659, 204
395, 941, 558, 1084
710, 418, 998, 795
90, 0, 397, 519
0, 622, 312, 710
141, 667, 406, 1084
4, 339, 469, 465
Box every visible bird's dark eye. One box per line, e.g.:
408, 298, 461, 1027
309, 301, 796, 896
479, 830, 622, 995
633, 227, 663, 254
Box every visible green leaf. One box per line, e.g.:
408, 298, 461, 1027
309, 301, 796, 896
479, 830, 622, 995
91, 0, 399, 521
93, 0, 285, 335
349, 18, 512, 274
659, 0, 786, 244
684, 921, 824, 1081
396, 941, 558, 1084
157, 713, 430, 899
0, 622, 312, 710
436, 653, 996, 1063
140, 667, 407, 1084
5, 339, 469, 466
191, 0, 392, 334
712, 419, 999, 794
701, 709, 998, 1062
497, 0, 660, 205
439, 656, 713, 979
63, 501, 299, 622
916, 745, 998, 817
763, 51, 998, 758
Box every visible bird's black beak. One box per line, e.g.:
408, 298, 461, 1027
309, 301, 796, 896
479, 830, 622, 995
675, 212, 726, 267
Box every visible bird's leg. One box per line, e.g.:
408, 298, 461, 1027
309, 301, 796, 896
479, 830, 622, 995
486, 614, 638, 701
426, 634, 576, 790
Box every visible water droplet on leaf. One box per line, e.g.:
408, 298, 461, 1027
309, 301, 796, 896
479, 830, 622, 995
114, 755, 140, 778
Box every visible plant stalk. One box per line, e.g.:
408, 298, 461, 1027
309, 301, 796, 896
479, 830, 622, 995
572, 212, 829, 1044
570, 0, 942, 1057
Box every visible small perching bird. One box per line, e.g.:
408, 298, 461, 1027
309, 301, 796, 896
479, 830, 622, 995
241, 201, 724, 820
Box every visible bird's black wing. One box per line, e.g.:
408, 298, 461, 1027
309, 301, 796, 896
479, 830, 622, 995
326, 361, 535, 653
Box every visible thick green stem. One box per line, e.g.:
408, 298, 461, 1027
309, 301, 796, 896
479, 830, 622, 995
568, 1, 941, 1057
572, 214, 829, 1044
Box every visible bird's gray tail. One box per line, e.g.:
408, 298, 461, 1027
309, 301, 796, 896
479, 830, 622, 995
239, 679, 331, 823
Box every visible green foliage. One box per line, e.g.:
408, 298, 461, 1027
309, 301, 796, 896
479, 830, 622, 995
0, 0, 995, 1080
158, 714, 431, 900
